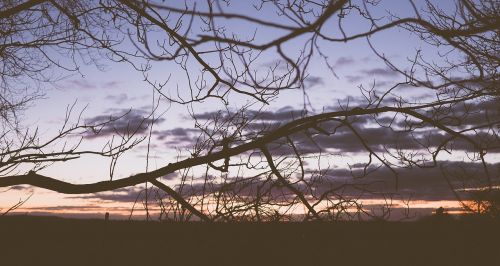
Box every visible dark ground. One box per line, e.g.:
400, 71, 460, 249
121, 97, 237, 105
0, 215, 499, 266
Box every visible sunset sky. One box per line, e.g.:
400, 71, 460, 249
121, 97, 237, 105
1, 0, 498, 220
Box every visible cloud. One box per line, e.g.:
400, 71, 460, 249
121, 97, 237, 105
104, 93, 128, 105
61, 79, 121, 91
194, 106, 307, 122
362, 67, 399, 77
162, 172, 180, 180
343, 68, 400, 84
166, 176, 317, 201
275, 117, 499, 154
175, 100, 499, 155
67, 187, 144, 203
250, 107, 308, 121
65, 79, 97, 90
152, 128, 201, 148
102, 81, 120, 88
1, 185, 34, 193
84, 109, 165, 138
309, 161, 500, 201
6, 185, 30, 191
158, 96, 500, 155
303, 76, 324, 88
345, 75, 363, 83
334, 56, 355, 67
266, 123, 420, 155
157, 161, 499, 202
60, 160, 500, 205
433, 100, 500, 128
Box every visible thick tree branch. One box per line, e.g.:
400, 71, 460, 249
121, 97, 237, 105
0, 0, 46, 19
1, 101, 486, 194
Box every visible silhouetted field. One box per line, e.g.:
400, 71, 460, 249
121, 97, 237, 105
1, 215, 499, 266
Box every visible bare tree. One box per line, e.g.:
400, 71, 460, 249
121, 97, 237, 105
0, 0, 499, 221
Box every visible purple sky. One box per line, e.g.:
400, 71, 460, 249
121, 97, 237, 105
1, 0, 498, 219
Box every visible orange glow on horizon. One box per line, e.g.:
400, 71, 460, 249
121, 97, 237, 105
4, 198, 473, 220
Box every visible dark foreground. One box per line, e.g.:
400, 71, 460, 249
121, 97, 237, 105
0, 216, 499, 266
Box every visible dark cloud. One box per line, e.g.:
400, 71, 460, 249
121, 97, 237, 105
162, 172, 180, 180
65, 79, 97, 90
421, 131, 500, 152
346, 75, 363, 83
67, 174, 181, 203
374, 80, 391, 87
310, 161, 500, 201
362, 67, 399, 77
387, 99, 500, 152
334, 56, 355, 67
396, 83, 431, 90
279, 118, 499, 154
243, 121, 282, 133
249, 107, 307, 121
173, 98, 500, 155
265, 139, 325, 156
84, 109, 164, 138
1, 185, 34, 193
194, 106, 307, 122
344, 72, 400, 85
153, 128, 200, 147
61, 79, 121, 91
155, 161, 499, 202
256, 115, 421, 155
61, 160, 499, 205
104, 93, 128, 105
102, 81, 120, 88
266, 124, 420, 155
303, 76, 324, 88
164, 127, 193, 137
432, 100, 500, 128
68, 187, 144, 203
105, 93, 153, 105
169, 176, 315, 201
6, 185, 30, 191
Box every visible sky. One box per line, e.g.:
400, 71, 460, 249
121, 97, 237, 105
1, 0, 499, 220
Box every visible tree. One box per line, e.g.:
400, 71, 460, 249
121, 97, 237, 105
0, 0, 499, 221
